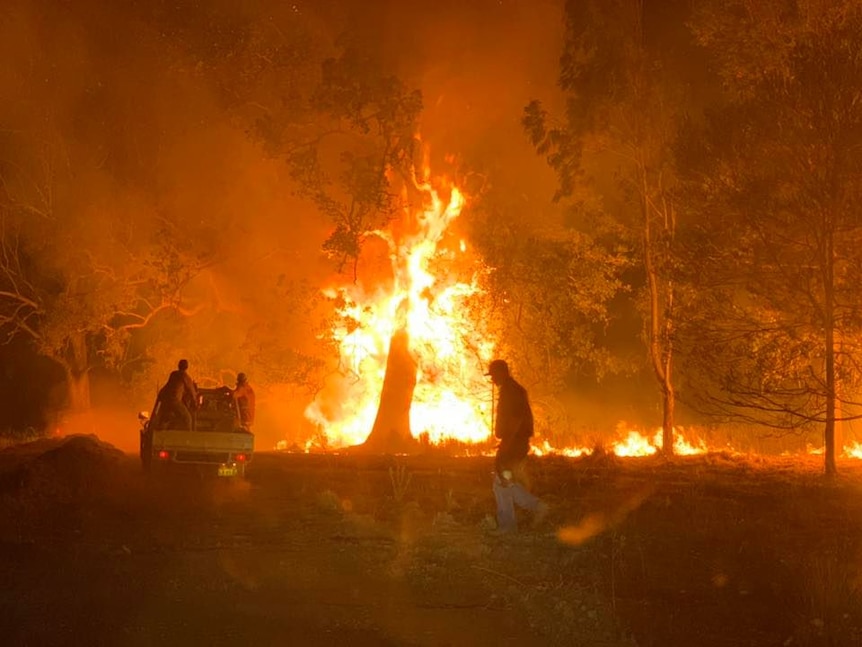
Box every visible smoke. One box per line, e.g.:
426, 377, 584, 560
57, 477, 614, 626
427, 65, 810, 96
0, 0, 566, 448
364, 0, 566, 195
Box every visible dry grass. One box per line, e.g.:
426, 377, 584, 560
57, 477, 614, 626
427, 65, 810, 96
0, 427, 44, 450
2, 439, 862, 645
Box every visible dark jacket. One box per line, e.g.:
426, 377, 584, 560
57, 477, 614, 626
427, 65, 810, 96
494, 376, 533, 470
161, 369, 198, 405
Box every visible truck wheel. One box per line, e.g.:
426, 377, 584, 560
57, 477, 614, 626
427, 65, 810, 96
140, 430, 153, 473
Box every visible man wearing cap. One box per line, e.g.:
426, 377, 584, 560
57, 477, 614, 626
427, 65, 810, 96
486, 359, 547, 533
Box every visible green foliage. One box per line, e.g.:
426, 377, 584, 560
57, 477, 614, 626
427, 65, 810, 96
242, 277, 331, 391
285, 42, 423, 276
679, 2, 862, 434
470, 191, 632, 395
523, 99, 582, 203
522, 0, 697, 437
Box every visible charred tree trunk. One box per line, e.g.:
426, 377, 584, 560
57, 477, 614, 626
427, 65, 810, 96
359, 327, 419, 454
65, 370, 91, 413
62, 331, 92, 413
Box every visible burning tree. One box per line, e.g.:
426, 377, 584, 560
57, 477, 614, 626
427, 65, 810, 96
305, 169, 497, 453
285, 39, 423, 281
263, 32, 495, 453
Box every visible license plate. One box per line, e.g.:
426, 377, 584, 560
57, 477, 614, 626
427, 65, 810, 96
218, 464, 238, 477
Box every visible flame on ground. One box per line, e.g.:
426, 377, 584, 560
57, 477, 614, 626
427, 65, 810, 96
845, 442, 862, 459
537, 428, 709, 458
276, 422, 862, 461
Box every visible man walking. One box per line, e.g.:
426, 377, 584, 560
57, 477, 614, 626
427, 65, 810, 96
487, 359, 547, 534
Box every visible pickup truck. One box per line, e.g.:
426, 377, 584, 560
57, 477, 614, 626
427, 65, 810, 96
138, 386, 254, 477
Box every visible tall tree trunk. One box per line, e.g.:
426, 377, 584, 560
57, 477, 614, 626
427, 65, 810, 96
63, 331, 92, 413
823, 225, 837, 476
661, 358, 675, 454
66, 370, 91, 413
834, 336, 845, 459
641, 166, 675, 456
824, 330, 836, 476
360, 327, 419, 454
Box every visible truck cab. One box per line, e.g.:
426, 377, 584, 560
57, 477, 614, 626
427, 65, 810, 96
139, 386, 254, 477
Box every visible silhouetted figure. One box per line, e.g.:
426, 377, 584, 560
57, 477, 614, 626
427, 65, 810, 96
233, 372, 256, 430
157, 359, 198, 430
487, 359, 547, 533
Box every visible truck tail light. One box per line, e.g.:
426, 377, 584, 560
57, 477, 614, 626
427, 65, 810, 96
157, 450, 170, 460
235, 453, 247, 462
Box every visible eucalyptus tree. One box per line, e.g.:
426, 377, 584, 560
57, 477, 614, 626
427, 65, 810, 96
682, 0, 862, 474
524, 0, 699, 453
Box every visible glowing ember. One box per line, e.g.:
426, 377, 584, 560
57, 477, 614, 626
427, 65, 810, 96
304, 165, 496, 449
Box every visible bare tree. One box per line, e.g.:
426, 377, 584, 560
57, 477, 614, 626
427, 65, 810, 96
0, 128, 209, 412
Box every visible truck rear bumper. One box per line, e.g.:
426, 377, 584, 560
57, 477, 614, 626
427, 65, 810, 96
149, 430, 254, 464
152, 449, 253, 465
148, 450, 252, 477
141, 429, 254, 476
171, 450, 245, 464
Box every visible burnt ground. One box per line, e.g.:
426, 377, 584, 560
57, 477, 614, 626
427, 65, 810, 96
2, 436, 862, 646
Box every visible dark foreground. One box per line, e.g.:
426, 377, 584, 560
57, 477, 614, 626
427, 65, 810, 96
2, 436, 862, 646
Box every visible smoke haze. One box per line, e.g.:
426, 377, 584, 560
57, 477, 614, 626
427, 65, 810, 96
0, 0, 572, 449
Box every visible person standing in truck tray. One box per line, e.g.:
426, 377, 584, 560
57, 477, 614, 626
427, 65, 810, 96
233, 372, 255, 430
157, 359, 198, 430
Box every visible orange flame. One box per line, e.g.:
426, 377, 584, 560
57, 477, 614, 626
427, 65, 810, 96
613, 429, 708, 456
531, 439, 591, 458
845, 442, 862, 459
809, 441, 862, 459
304, 168, 496, 449
535, 428, 710, 458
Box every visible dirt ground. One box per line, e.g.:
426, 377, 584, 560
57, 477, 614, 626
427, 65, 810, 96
2, 436, 862, 646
